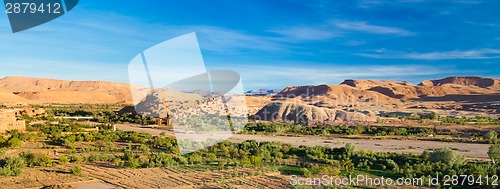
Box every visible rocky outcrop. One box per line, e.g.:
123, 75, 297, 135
341, 79, 413, 90
0, 76, 143, 104
275, 85, 332, 97
419, 76, 499, 88
254, 102, 376, 125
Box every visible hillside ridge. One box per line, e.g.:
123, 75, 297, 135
0, 76, 499, 110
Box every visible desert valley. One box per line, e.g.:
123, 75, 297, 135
0, 75, 498, 189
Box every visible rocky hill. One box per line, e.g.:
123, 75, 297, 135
270, 76, 500, 117
0, 76, 140, 104
0, 76, 498, 117
277, 76, 499, 100
419, 76, 500, 88
254, 102, 376, 125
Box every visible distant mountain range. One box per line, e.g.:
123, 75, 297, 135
0, 76, 138, 105
254, 76, 500, 124
245, 89, 282, 96
0, 76, 498, 118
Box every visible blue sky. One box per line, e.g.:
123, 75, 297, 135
0, 0, 499, 89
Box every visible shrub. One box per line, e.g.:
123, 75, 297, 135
174, 156, 188, 165
488, 144, 500, 164
300, 168, 312, 177
240, 157, 251, 167
113, 158, 122, 167
376, 117, 383, 124
70, 156, 84, 163
25, 125, 34, 132
205, 153, 217, 163
430, 112, 439, 120
188, 153, 202, 164
429, 148, 466, 166
345, 143, 356, 157
19, 151, 52, 167
0, 156, 26, 177
7, 137, 22, 148
485, 131, 498, 144
385, 159, 399, 171
71, 166, 82, 176
250, 156, 262, 167
58, 156, 69, 165
124, 157, 140, 168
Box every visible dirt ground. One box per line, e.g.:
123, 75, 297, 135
73, 181, 117, 189
0, 163, 288, 189
77, 164, 288, 189
0, 166, 89, 189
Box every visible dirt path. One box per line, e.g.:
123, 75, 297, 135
115, 124, 173, 136
114, 124, 492, 160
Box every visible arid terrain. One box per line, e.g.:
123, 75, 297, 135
1, 76, 498, 117
0, 75, 499, 189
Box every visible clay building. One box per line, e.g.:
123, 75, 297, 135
0, 109, 26, 132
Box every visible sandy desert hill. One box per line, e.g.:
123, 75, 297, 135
255, 76, 499, 125
274, 76, 500, 114
254, 102, 377, 125
278, 76, 500, 100
419, 76, 500, 88
0, 76, 137, 104
0, 76, 498, 117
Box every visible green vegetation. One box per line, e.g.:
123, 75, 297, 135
0, 130, 38, 149
71, 166, 82, 176
439, 116, 500, 125
488, 144, 500, 164
25, 104, 157, 125
242, 122, 434, 136
430, 112, 439, 120
20, 151, 53, 167
429, 148, 467, 166
485, 131, 498, 144
0, 157, 25, 177
301, 144, 499, 188
242, 122, 500, 144
1, 121, 497, 188
7, 137, 22, 148
2, 105, 498, 188
383, 112, 500, 125
58, 155, 69, 165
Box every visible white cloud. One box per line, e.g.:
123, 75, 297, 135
331, 20, 415, 36
269, 26, 340, 41
181, 26, 284, 52
357, 0, 426, 8
3, 10, 283, 54
345, 40, 366, 46
269, 20, 414, 42
359, 49, 500, 60
453, 0, 482, 4
3, 8, 415, 55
